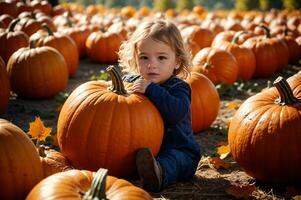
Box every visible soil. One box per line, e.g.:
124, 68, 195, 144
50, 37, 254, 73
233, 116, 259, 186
2, 58, 301, 200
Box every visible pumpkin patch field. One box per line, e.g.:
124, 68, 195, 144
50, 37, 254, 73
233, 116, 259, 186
1, 2, 301, 199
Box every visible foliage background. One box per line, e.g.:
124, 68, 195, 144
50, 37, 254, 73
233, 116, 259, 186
60, 0, 300, 10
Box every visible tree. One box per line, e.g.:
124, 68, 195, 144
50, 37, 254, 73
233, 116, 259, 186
176, 0, 194, 10
283, 0, 301, 9
235, 0, 259, 10
153, 0, 175, 11
259, 0, 282, 10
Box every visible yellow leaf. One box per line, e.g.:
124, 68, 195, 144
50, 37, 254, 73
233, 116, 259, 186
226, 101, 240, 110
28, 117, 52, 141
225, 184, 256, 199
217, 144, 231, 159
208, 157, 231, 169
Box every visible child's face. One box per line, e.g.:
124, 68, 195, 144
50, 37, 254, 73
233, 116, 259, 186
135, 37, 178, 84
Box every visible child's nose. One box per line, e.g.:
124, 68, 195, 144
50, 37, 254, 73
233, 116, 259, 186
147, 61, 156, 69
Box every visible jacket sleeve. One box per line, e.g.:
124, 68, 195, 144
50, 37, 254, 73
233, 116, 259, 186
145, 81, 191, 125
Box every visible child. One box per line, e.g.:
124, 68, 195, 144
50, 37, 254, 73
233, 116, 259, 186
118, 19, 201, 192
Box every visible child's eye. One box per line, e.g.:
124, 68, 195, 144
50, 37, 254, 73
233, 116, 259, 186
158, 56, 167, 60
139, 56, 148, 60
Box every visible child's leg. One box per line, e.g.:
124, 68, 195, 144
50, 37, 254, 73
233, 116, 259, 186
157, 148, 199, 188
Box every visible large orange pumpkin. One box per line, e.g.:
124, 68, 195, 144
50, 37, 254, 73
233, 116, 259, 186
0, 119, 43, 200
228, 76, 301, 183
187, 72, 220, 133
26, 168, 153, 200
57, 66, 164, 177
0, 57, 10, 114
7, 44, 69, 98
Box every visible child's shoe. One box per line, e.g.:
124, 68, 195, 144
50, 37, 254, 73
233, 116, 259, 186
136, 148, 163, 192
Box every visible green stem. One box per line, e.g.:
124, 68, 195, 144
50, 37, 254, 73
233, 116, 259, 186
106, 65, 127, 95
29, 41, 36, 49
204, 62, 210, 69
231, 31, 248, 44
7, 18, 20, 32
83, 168, 108, 200
258, 24, 271, 38
273, 76, 299, 105
42, 24, 54, 36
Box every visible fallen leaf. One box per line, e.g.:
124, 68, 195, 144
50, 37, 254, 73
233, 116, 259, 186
28, 117, 52, 141
217, 144, 231, 159
226, 101, 240, 110
208, 157, 231, 169
225, 184, 256, 199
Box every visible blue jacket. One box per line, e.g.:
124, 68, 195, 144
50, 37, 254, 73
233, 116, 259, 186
123, 74, 200, 161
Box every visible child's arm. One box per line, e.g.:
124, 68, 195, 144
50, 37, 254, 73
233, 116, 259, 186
145, 82, 191, 125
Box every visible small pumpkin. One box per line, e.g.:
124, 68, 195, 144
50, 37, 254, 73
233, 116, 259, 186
0, 119, 43, 200
228, 76, 301, 183
38, 145, 73, 178
57, 66, 164, 177
26, 168, 153, 200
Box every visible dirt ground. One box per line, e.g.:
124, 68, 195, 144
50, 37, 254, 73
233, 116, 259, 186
2, 58, 301, 200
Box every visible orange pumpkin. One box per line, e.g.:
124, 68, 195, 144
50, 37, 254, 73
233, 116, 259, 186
187, 72, 220, 133
212, 31, 256, 81
38, 145, 73, 178
86, 30, 123, 63
57, 66, 164, 177
7, 44, 69, 98
26, 168, 153, 200
0, 57, 10, 114
228, 76, 301, 183
0, 18, 29, 64
242, 25, 278, 78
30, 24, 79, 77
181, 25, 214, 51
192, 47, 239, 85
0, 119, 43, 200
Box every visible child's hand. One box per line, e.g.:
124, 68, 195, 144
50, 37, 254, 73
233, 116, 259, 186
129, 78, 151, 94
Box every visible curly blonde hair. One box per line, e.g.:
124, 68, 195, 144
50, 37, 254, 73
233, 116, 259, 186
118, 19, 191, 79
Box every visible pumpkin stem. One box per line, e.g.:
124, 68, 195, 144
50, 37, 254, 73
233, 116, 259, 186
231, 31, 248, 44
204, 62, 211, 69
258, 24, 271, 38
7, 18, 20, 32
106, 65, 127, 95
42, 23, 54, 36
273, 76, 299, 105
29, 41, 36, 49
37, 145, 46, 157
83, 168, 108, 200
